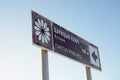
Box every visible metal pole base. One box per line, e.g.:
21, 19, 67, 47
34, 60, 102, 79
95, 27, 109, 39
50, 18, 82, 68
85, 66, 92, 80
40, 49, 49, 80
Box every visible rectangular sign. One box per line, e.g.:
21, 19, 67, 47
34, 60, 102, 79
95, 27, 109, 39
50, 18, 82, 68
53, 23, 90, 66
32, 11, 101, 71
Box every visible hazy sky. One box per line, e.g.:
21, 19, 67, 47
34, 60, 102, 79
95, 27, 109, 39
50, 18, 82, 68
0, 0, 120, 80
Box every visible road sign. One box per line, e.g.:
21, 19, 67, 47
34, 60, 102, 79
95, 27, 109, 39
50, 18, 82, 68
32, 11, 101, 71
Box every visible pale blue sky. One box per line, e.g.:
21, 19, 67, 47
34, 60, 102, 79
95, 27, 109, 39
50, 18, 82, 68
0, 0, 120, 80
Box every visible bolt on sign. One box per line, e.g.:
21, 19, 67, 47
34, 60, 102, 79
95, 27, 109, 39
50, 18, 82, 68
32, 11, 102, 71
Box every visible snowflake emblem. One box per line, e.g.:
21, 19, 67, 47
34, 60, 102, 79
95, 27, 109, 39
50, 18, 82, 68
34, 18, 50, 44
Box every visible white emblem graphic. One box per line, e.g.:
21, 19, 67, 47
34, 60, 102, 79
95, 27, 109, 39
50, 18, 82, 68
34, 19, 50, 44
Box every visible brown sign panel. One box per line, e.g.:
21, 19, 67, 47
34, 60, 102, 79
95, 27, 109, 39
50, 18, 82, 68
53, 23, 90, 66
32, 11, 101, 71
32, 11, 52, 50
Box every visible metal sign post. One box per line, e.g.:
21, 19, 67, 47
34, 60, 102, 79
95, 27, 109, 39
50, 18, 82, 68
40, 49, 49, 80
85, 66, 92, 80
